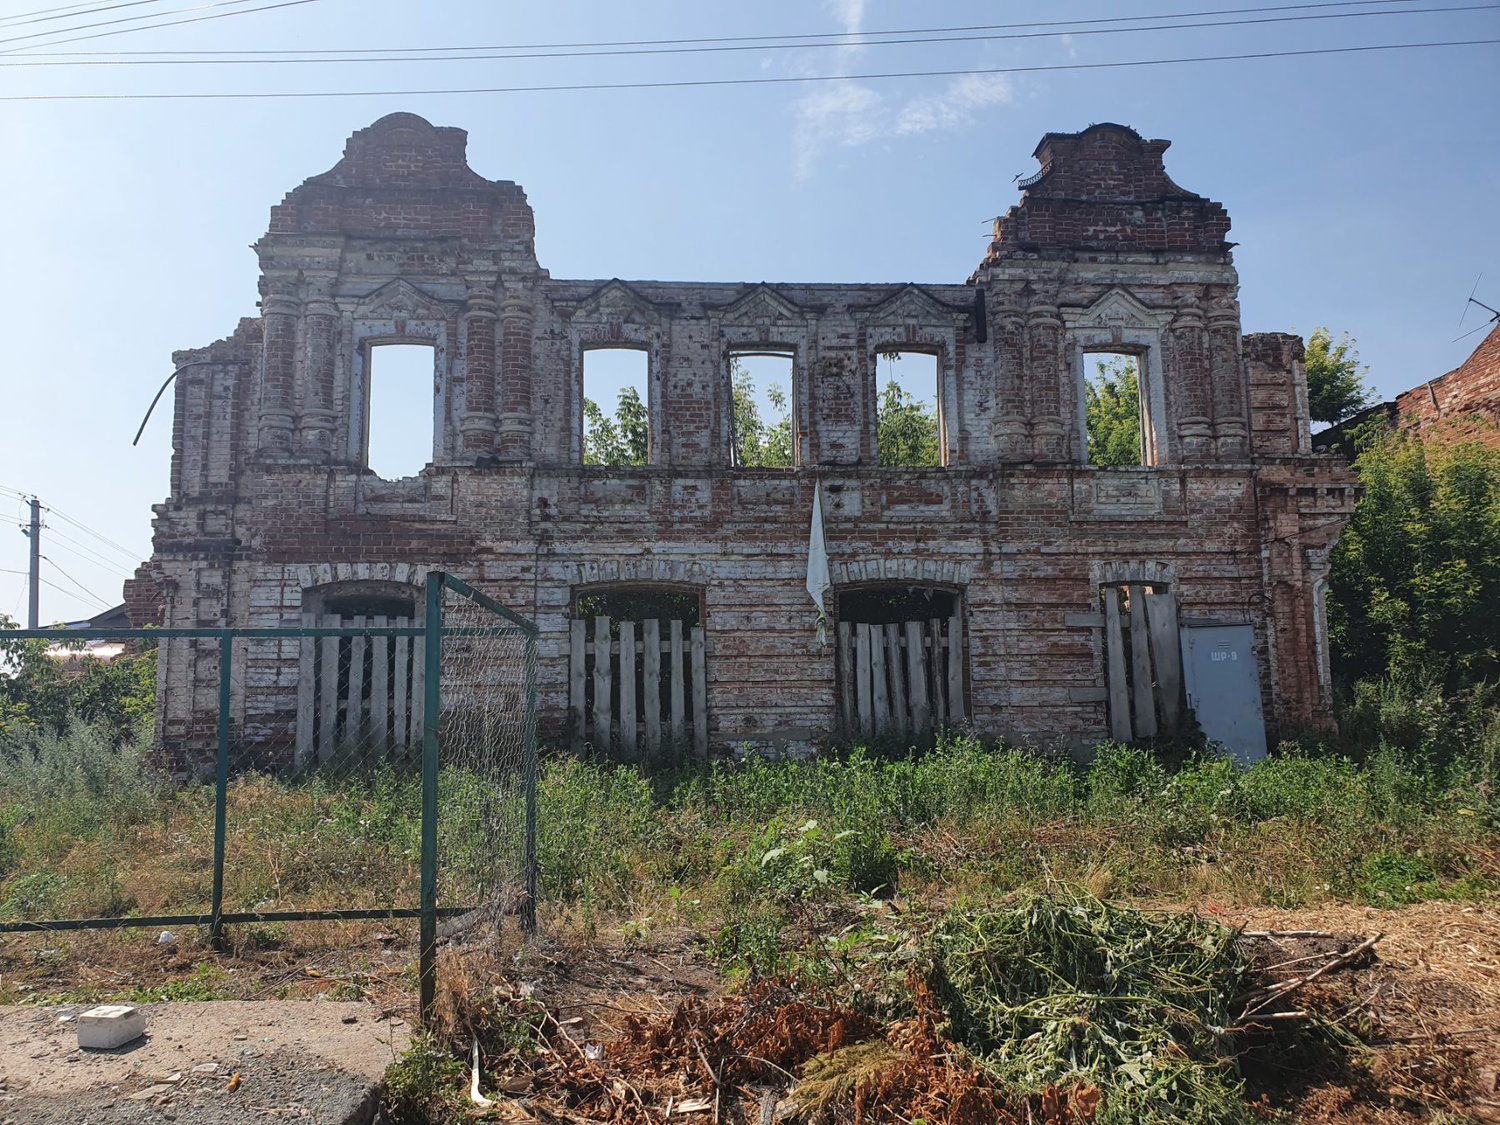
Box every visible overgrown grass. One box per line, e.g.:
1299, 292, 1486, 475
0, 683, 1495, 941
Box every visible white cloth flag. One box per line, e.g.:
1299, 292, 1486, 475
807, 480, 831, 646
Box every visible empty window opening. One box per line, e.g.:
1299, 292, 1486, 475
366, 343, 436, 479
835, 584, 965, 742
1099, 581, 1183, 744
568, 584, 706, 766
582, 347, 649, 466
729, 351, 794, 467
1085, 353, 1144, 467
875, 351, 941, 467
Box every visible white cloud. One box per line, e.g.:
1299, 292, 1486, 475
893, 74, 1015, 136
789, 3, 1015, 176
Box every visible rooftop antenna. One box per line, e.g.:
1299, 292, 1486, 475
1453, 274, 1498, 343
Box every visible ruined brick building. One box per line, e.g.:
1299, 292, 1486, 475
127, 114, 1357, 765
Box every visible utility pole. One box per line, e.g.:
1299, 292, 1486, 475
25, 497, 40, 629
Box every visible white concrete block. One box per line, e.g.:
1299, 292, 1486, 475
77, 1004, 147, 1050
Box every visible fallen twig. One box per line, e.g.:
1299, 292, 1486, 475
1237, 933, 1383, 1022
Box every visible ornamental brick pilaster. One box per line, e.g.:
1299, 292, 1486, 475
1168, 303, 1214, 461
299, 296, 339, 459
1025, 305, 1066, 462
1208, 302, 1249, 458
257, 283, 299, 455
459, 291, 499, 455
497, 296, 535, 459
992, 301, 1028, 461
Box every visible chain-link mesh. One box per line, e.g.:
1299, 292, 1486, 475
435, 581, 538, 937
0, 584, 538, 960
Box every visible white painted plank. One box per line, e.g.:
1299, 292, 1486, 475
569, 618, 587, 752
690, 625, 708, 759
1146, 588, 1183, 733
870, 625, 890, 736
642, 619, 661, 761
393, 620, 409, 755
1104, 587, 1131, 741
348, 615, 367, 759
370, 614, 390, 756
1128, 584, 1157, 738
837, 620, 854, 734
295, 611, 316, 771
619, 620, 638, 759
593, 616, 613, 754
318, 613, 340, 763
670, 619, 686, 748
855, 623, 873, 737
947, 610, 966, 723
930, 619, 947, 727
905, 620, 930, 732
885, 623, 908, 737
410, 612, 426, 754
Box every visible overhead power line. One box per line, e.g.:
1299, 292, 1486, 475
37, 505, 145, 562
3, 38, 1494, 101
0, 564, 112, 611
42, 527, 135, 577
41, 557, 114, 610
0, 0, 167, 30
4, 0, 1429, 55
6, 2, 1491, 67
0, 0, 318, 52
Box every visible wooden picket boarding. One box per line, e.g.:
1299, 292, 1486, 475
568, 615, 708, 762
1101, 584, 1183, 742
295, 613, 422, 770
837, 611, 965, 740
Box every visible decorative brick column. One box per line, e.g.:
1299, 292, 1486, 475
1026, 304, 1066, 461
1209, 300, 1249, 458
299, 296, 338, 459
992, 300, 1028, 461
497, 296, 534, 459
1168, 302, 1214, 461
459, 290, 499, 455
257, 282, 299, 455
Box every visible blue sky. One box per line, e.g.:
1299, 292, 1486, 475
0, 0, 1496, 624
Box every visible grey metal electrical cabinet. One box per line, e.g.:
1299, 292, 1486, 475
1180, 624, 1267, 763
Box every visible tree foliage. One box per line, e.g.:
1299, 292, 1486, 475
1328, 429, 1500, 684
1305, 327, 1374, 424
1085, 357, 1142, 467
583, 385, 648, 466
730, 360, 793, 468
876, 376, 940, 467
0, 618, 156, 743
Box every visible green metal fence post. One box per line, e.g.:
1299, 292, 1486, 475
418, 572, 444, 1024
210, 631, 232, 950
522, 629, 539, 935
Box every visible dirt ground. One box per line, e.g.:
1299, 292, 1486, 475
0, 1000, 408, 1124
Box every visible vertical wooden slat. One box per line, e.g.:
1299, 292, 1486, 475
348, 615, 368, 755
295, 611, 316, 771
870, 625, 890, 736
885, 623, 908, 737
642, 619, 662, 761
409, 612, 425, 753
690, 625, 708, 759
569, 618, 587, 751
947, 609, 966, 723
929, 618, 947, 726
593, 615, 613, 753
619, 620, 638, 759
905, 620, 930, 732
1104, 587, 1132, 742
318, 613, 340, 762
669, 619, 686, 747
1146, 587, 1183, 733
394, 618, 409, 755
1128, 584, 1157, 738
837, 620, 855, 734
855, 623, 873, 736
371, 614, 390, 756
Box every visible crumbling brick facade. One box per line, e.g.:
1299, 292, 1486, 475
127, 115, 1356, 761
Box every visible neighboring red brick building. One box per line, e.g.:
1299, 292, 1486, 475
127, 116, 1355, 766
1320, 323, 1500, 451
